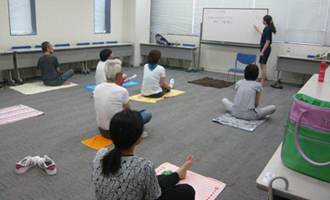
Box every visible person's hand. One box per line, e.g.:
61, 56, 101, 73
254, 25, 261, 33
259, 52, 264, 57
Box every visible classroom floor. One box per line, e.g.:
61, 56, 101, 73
0, 66, 300, 200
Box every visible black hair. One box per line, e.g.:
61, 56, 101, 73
263, 15, 276, 34
99, 49, 113, 62
147, 50, 161, 64
101, 110, 144, 177
41, 41, 51, 53
244, 64, 259, 81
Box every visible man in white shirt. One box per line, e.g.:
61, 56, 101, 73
94, 60, 151, 138
95, 49, 135, 86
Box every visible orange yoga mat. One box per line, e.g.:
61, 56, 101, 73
156, 162, 226, 200
81, 134, 113, 150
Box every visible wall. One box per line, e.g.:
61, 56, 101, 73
0, 0, 123, 49
0, 0, 124, 80
123, 0, 151, 66
151, 34, 330, 84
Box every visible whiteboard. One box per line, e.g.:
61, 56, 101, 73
202, 8, 268, 45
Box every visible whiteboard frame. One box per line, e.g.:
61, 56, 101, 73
197, 8, 269, 70
201, 8, 269, 45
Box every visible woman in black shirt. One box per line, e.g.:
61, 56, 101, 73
255, 15, 276, 87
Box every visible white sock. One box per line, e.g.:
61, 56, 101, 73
129, 74, 137, 81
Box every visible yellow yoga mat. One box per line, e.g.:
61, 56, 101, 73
81, 134, 113, 150
129, 89, 186, 103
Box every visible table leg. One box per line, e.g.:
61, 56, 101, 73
188, 50, 196, 72
271, 70, 283, 89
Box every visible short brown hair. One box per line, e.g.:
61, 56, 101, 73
147, 50, 161, 64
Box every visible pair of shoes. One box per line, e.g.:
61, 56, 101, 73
141, 131, 148, 139
169, 78, 175, 88
15, 155, 57, 175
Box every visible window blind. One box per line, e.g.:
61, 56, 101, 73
256, 0, 329, 45
8, 0, 35, 35
151, 0, 194, 35
95, 0, 107, 33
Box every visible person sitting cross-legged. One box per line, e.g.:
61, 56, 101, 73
37, 41, 74, 86
94, 60, 151, 138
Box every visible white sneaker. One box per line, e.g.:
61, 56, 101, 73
15, 156, 41, 174
169, 78, 175, 88
142, 131, 148, 139
38, 155, 57, 176
129, 74, 137, 81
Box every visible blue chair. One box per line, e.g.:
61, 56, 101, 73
182, 44, 195, 47
35, 45, 41, 48
106, 41, 118, 44
11, 45, 32, 50
307, 55, 315, 58
77, 42, 90, 46
54, 43, 70, 47
227, 53, 257, 83
92, 42, 104, 45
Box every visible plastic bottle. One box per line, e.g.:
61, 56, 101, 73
175, 38, 179, 46
286, 47, 291, 56
318, 62, 326, 82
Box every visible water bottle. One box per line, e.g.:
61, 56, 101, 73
318, 62, 326, 82
286, 47, 291, 56
175, 38, 179, 47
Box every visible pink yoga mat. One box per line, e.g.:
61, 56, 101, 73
0, 104, 44, 125
156, 162, 226, 200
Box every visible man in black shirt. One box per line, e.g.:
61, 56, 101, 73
37, 41, 74, 86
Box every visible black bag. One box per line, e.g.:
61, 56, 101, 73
155, 34, 169, 46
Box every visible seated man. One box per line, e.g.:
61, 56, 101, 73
95, 49, 136, 86
37, 41, 74, 86
94, 60, 151, 138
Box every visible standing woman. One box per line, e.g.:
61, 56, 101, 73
255, 15, 276, 87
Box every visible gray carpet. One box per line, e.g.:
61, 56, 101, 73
0, 66, 300, 200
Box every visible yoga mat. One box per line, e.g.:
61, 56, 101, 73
213, 113, 267, 132
156, 163, 226, 200
83, 81, 142, 91
188, 77, 234, 89
81, 134, 113, 150
10, 81, 78, 95
0, 104, 44, 125
129, 89, 186, 103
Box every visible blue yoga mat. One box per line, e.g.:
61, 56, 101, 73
83, 81, 141, 91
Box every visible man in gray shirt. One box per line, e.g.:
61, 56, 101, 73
37, 41, 74, 86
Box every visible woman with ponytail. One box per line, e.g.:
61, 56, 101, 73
255, 15, 276, 87
92, 110, 195, 200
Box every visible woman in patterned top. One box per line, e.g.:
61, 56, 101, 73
92, 110, 195, 200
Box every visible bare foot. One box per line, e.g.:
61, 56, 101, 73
63, 81, 70, 85
176, 155, 194, 180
